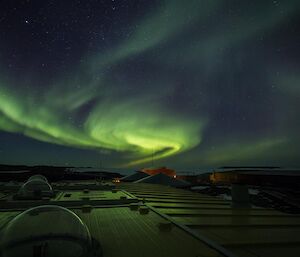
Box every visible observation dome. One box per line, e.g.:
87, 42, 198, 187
28, 175, 48, 183
18, 177, 52, 197
0, 205, 99, 257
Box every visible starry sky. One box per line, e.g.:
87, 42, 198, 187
0, 0, 299, 172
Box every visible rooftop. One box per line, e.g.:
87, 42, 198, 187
0, 177, 299, 257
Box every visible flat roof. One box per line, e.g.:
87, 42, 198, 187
1, 179, 300, 257
117, 182, 300, 257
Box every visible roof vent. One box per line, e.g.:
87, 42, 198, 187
231, 184, 250, 208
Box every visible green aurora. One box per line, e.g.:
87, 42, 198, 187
0, 77, 204, 166
0, 0, 299, 169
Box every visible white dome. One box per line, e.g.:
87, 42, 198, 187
0, 205, 94, 257
19, 179, 52, 197
28, 175, 48, 183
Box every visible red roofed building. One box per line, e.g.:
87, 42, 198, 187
141, 167, 176, 177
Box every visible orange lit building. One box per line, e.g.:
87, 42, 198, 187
210, 168, 300, 187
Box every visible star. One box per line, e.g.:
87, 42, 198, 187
0, 0, 298, 169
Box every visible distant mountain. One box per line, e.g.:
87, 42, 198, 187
0, 164, 123, 182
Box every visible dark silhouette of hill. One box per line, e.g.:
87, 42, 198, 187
0, 164, 123, 182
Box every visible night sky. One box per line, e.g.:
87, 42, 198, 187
0, 0, 299, 171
